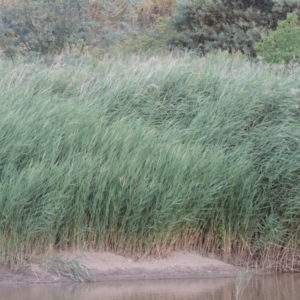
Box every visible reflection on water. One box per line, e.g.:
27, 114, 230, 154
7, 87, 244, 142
0, 274, 300, 300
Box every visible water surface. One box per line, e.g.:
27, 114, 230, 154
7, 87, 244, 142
0, 274, 299, 300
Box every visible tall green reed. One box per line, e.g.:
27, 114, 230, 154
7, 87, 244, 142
0, 53, 300, 270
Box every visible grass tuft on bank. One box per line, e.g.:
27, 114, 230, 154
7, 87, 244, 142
0, 52, 300, 271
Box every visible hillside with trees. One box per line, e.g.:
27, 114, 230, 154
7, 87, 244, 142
0, 0, 299, 60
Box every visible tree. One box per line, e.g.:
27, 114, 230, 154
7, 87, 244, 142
168, 0, 300, 57
0, 0, 97, 59
255, 12, 300, 64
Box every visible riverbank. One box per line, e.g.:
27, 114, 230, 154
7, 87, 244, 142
0, 251, 242, 284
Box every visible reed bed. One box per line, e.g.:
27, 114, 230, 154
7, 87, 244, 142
0, 52, 300, 271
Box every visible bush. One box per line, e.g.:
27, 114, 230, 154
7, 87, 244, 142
112, 0, 175, 55
168, 0, 300, 57
0, 0, 98, 59
255, 12, 300, 64
135, 0, 174, 28
116, 17, 171, 54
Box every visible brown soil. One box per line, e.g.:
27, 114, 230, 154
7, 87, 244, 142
0, 251, 242, 284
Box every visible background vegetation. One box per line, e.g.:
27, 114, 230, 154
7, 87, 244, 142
169, 0, 300, 57
0, 0, 300, 272
255, 12, 300, 64
0, 0, 300, 60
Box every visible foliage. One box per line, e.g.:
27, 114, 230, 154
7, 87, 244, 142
168, 0, 300, 57
135, 0, 174, 28
0, 0, 98, 59
116, 16, 171, 54
108, 0, 175, 55
255, 12, 300, 64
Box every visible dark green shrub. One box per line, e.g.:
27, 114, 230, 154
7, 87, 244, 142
255, 12, 300, 64
0, 0, 98, 59
168, 0, 300, 57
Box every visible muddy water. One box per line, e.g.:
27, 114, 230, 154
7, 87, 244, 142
0, 275, 300, 300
